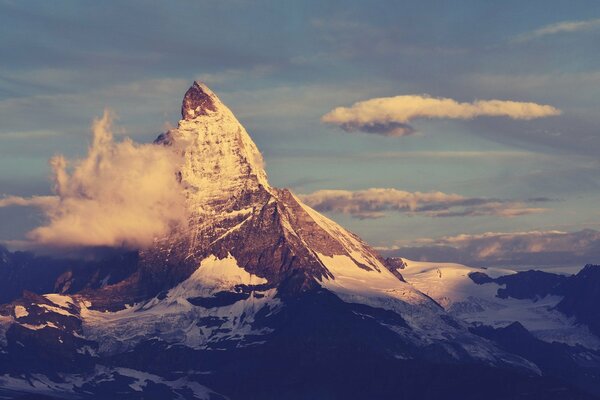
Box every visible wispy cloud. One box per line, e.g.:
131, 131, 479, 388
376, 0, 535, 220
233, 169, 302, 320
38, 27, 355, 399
0, 110, 186, 249
359, 150, 545, 160
321, 95, 560, 136
0, 130, 63, 140
0, 195, 58, 208
514, 18, 600, 42
299, 188, 549, 219
379, 229, 600, 268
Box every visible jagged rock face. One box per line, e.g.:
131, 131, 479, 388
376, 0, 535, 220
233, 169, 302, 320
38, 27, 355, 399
0, 292, 97, 373
181, 81, 218, 120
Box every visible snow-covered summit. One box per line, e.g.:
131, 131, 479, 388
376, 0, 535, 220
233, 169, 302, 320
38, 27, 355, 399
158, 81, 270, 210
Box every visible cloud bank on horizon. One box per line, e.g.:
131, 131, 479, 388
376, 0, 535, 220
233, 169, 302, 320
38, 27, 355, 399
300, 188, 549, 219
381, 229, 600, 268
321, 95, 561, 136
0, 111, 186, 249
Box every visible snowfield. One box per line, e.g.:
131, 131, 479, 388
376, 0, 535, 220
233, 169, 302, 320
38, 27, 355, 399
401, 259, 600, 349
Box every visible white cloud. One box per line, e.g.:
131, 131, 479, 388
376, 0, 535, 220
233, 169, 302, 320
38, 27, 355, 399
514, 18, 600, 42
298, 188, 548, 219
0, 111, 186, 249
321, 95, 561, 136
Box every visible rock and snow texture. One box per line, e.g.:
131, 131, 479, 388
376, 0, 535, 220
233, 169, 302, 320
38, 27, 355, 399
160, 82, 270, 210
0, 366, 224, 400
401, 259, 600, 350
81, 255, 279, 353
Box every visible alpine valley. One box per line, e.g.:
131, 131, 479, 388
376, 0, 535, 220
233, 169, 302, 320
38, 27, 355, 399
1, 83, 599, 400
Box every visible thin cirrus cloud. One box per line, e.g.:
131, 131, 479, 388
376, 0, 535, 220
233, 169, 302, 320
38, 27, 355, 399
321, 95, 561, 136
514, 18, 600, 42
379, 229, 600, 268
0, 195, 58, 209
298, 188, 549, 219
0, 111, 187, 250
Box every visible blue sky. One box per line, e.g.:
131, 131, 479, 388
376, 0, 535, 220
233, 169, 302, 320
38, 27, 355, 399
1, 0, 599, 266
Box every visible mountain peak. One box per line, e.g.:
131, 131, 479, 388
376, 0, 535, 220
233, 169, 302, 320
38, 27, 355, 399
181, 81, 218, 120
143, 83, 402, 299
157, 81, 271, 218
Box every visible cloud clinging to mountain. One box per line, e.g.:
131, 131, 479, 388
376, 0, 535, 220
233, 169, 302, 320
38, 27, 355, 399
0, 111, 186, 249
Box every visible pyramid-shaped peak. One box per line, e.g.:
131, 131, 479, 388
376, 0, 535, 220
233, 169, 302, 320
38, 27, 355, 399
165, 81, 271, 204
181, 81, 219, 120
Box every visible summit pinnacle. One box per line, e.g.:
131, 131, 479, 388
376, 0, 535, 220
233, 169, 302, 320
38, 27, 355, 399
181, 81, 218, 120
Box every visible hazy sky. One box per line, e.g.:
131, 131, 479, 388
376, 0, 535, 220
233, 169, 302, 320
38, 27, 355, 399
1, 0, 599, 266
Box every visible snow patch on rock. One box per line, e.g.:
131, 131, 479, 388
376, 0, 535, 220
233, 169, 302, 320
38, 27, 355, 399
14, 305, 28, 319
44, 293, 75, 308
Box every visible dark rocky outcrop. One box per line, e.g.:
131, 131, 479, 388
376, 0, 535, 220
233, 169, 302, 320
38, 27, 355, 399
472, 322, 600, 396
181, 81, 217, 119
557, 265, 600, 337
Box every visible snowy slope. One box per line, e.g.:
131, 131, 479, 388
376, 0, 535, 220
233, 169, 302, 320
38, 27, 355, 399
401, 259, 600, 349
80, 254, 279, 353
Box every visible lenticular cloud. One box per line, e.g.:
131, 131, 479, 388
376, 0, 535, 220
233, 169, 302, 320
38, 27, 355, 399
0, 111, 186, 249
321, 94, 561, 136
